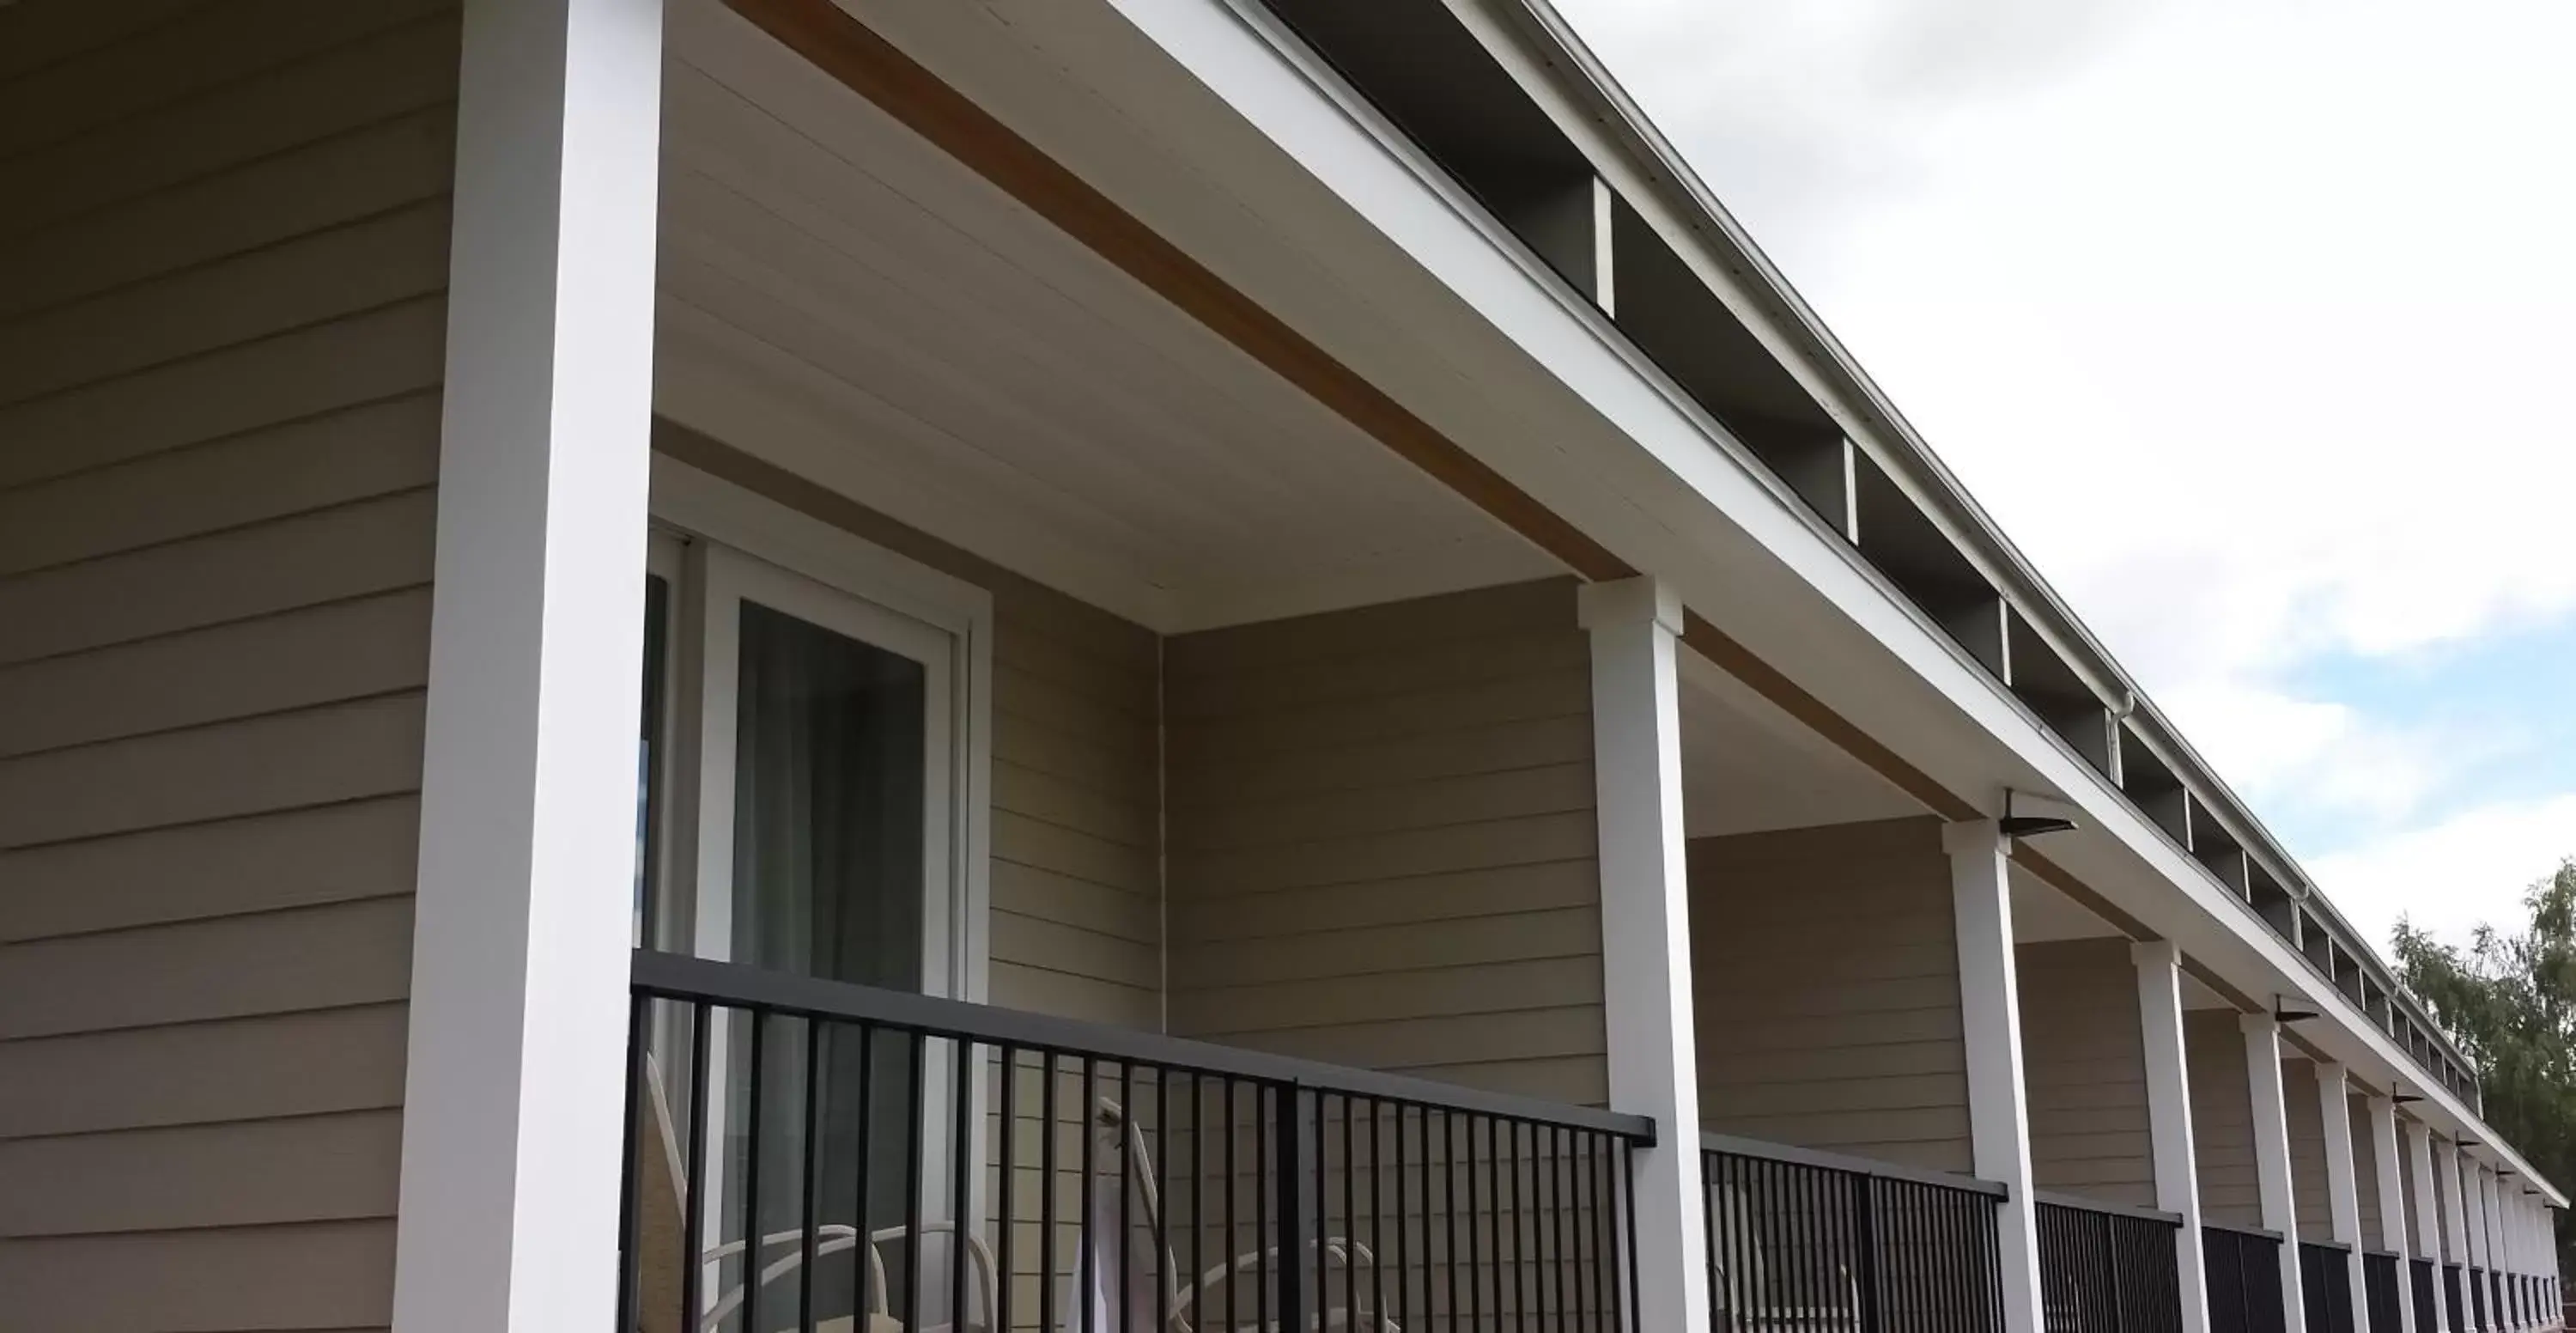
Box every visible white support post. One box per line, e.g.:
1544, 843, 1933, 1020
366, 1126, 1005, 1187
1578, 577, 1710, 1333
2483, 1160, 2504, 1319
2485, 1169, 2506, 1327
2136, 940, 2213, 1333
390, 0, 664, 1328
1946, 819, 2045, 1333
2371, 1097, 2419, 1333
2320, 1064, 2372, 1332
2446, 1144, 2476, 1324
2245, 1013, 2310, 1333
2416, 1120, 2454, 1333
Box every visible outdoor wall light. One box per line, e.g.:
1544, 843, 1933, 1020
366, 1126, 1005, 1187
2000, 788, 2080, 839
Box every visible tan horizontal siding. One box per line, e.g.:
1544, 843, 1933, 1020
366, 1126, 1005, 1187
1165, 580, 1605, 1102
2018, 938, 2155, 1208
2348, 1096, 2379, 1244
2187, 1007, 2261, 1230
654, 423, 1163, 1028
1692, 818, 1973, 1176
2285, 1057, 2334, 1239
0, 4, 454, 1325
2397, 1119, 2426, 1257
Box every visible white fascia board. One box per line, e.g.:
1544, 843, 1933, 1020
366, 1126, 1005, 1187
1080, 0, 2565, 1205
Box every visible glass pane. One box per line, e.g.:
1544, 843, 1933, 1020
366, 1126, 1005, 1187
728, 599, 927, 989
726, 599, 933, 1327
635, 572, 669, 950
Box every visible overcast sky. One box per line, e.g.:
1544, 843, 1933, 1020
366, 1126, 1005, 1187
1551, 0, 2576, 958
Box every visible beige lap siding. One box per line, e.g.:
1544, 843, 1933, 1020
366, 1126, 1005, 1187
2186, 1007, 2263, 1230
2285, 1057, 2336, 1239
1689, 818, 1973, 1175
2351, 1094, 2383, 1243
2017, 937, 2156, 1208
653, 424, 1164, 1028
1161, 579, 1607, 1105
0, 1, 461, 1328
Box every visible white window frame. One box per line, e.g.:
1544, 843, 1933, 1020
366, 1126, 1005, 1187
644, 454, 996, 1318
645, 454, 993, 1006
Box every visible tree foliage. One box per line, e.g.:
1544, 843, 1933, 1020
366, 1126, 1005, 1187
2393, 859, 2576, 1272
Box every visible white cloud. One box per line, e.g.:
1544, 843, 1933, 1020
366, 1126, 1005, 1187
2310, 793, 2576, 959
1554, 0, 2576, 866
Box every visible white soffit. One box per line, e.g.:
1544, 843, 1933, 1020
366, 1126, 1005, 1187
655, 0, 1560, 634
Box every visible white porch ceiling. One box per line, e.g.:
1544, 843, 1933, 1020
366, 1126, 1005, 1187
653, 0, 1559, 633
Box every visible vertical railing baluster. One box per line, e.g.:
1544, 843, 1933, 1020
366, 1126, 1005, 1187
799, 1018, 821, 1333
617, 990, 647, 1333
854, 1025, 876, 1326
744, 1012, 767, 1333
998, 1044, 1017, 1333
1119, 1062, 1133, 1333
951, 1037, 971, 1333
1190, 1073, 1204, 1333
1042, 1049, 1059, 1333
905, 1031, 926, 1333
1155, 1066, 1170, 1333
1277, 1083, 1307, 1333
1078, 1056, 1097, 1333
1854, 1168, 1883, 1333
683, 1001, 713, 1333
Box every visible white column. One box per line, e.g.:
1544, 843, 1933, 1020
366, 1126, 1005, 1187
2137, 941, 2213, 1333
1947, 819, 2044, 1333
2445, 1144, 2476, 1324
2246, 1014, 2310, 1333
2416, 1120, 2454, 1333
2483, 1160, 2504, 1319
1578, 577, 1710, 1333
2321, 1065, 2374, 1331
389, 0, 664, 1329
2485, 1170, 2507, 1326
2372, 1096, 2418, 1333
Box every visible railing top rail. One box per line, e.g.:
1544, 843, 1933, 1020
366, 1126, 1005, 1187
2032, 1190, 2184, 1226
2300, 1238, 2357, 1254
1698, 1129, 2008, 1199
2202, 1220, 2288, 1244
632, 949, 1656, 1141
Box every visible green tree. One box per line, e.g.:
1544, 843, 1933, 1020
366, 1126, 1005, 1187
2394, 858, 2576, 1277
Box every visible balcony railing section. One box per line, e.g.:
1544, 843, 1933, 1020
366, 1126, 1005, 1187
1699, 1133, 2005, 1333
2447, 1263, 2467, 1332
2361, 1251, 2400, 1333
2299, 1241, 2355, 1333
2410, 1257, 2439, 1333
2032, 1193, 2184, 1333
621, 949, 1654, 1333
2202, 1223, 2287, 1333
2475, 1266, 2491, 1330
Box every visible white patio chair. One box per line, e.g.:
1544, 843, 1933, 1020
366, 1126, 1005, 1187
631, 1052, 999, 1333
1082, 1096, 1398, 1332
1707, 1183, 1862, 1333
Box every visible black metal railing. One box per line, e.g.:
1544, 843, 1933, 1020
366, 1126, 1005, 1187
620, 949, 1656, 1332
1699, 1133, 2005, 1333
2476, 1266, 2491, 1330
2446, 1262, 2466, 1332
2032, 1193, 2182, 1333
2411, 1257, 2439, 1333
2202, 1223, 2287, 1333
2361, 1251, 2399, 1333
2299, 1241, 2354, 1333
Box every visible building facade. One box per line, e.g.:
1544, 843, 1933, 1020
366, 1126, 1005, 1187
0, 0, 2561, 1330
